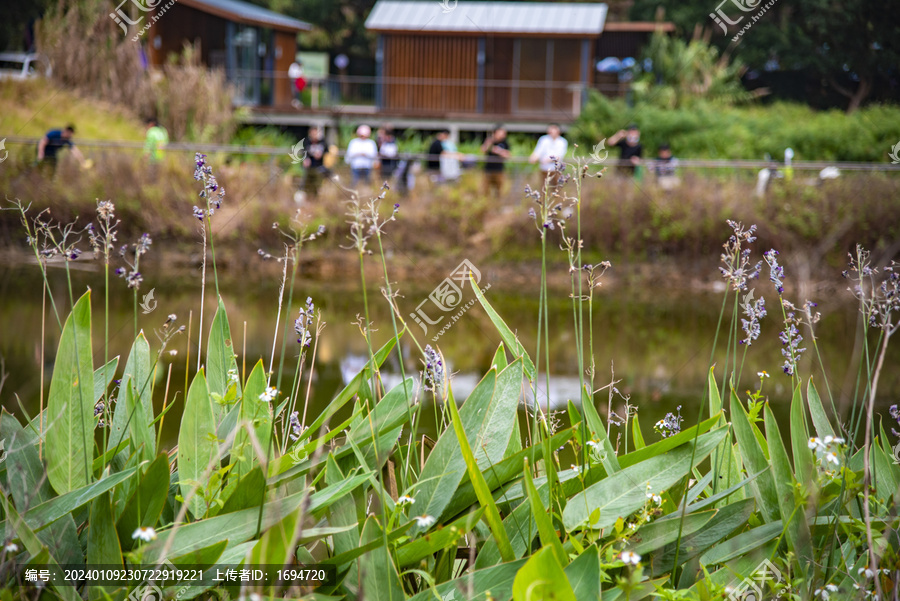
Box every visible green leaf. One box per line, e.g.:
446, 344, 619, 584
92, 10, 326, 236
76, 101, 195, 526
228, 360, 271, 492
46, 290, 94, 495
357, 517, 405, 601
580, 385, 620, 474
168, 539, 227, 567
107, 332, 152, 453
123, 380, 154, 462
219, 467, 266, 515
470, 275, 536, 380
408, 560, 526, 601
116, 452, 170, 551
141, 489, 308, 562
807, 378, 835, 439
790, 384, 815, 487
730, 390, 781, 523
347, 377, 416, 470
178, 369, 219, 519
619, 413, 722, 468
207, 298, 241, 423
562, 427, 728, 530
324, 455, 360, 569
447, 386, 515, 562
249, 506, 302, 570
564, 545, 601, 601
699, 521, 783, 565
491, 342, 509, 370
512, 546, 576, 601
0, 494, 80, 601
411, 368, 496, 523
632, 414, 646, 450
523, 459, 567, 567
6, 465, 141, 533
87, 492, 123, 601
396, 510, 482, 567
649, 497, 756, 576
631, 510, 716, 555
93, 357, 119, 403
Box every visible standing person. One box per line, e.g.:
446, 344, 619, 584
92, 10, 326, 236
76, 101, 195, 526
481, 125, 511, 199
653, 143, 680, 190
345, 124, 378, 188
439, 133, 461, 182
302, 127, 327, 199
608, 123, 643, 177
143, 117, 169, 163
425, 130, 449, 180
37, 124, 85, 167
528, 123, 568, 188
378, 128, 399, 183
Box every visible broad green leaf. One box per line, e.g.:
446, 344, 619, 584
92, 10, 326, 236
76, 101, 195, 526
562, 427, 728, 530
632, 510, 716, 555
107, 332, 151, 453
649, 497, 756, 576
807, 377, 834, 439
6, 465, 141, 533
708, 367, 723, 419
580, 385, 620, 473
324, 455, 360, 569
87, 492, 122, 599
0, 494, 80, 601
564, 545, 601, 601
207, 299, 241, 424
687, 468, 764, 513
620, 413, 723, 468
790, 384, 815, 487
632, 414, 646, 450
46, 290, 94, 495
448, 387, 515, 562
347, 377, 416, 470
141, 490, 306, 562
0, 410, 82, 566
411, 368, 496, 523
523, 459, 567, 567
178, 369, 219, 519
168, 539, 228, 567
219, 467, 266, 515
93, 357, 119, 403
408, 560, 527, 601
123, 380, 155, 462
763, 400, 804, 566
228, 360, 271, 492
249, 506, 302, 569
730, 391, 781, 523
512, 546, 576, 601
491, 342, 509, 370
396, 510, 482, 567
116, 452, 170, 551
699, 521, 783, 565
470, 274, 536, 380
357, 517, 405, 601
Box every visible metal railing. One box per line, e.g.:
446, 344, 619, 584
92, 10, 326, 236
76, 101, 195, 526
3, 136, 900, 172
221, 69, 627, 113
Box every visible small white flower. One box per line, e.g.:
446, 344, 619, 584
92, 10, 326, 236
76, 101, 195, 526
626, 522, 635, 530
824, 435, 834, 445
826, 584, 838, 592
586, 440, 601, 451
132, 526, 157, 542
620, 550, 641, 565
4, 543, 19, 553
757, 371, 769, 378
414, 515, 436, 528
646, 492, 662, 505
825, 452, 840, 465
259, 387, 278, 402
397, 495, 415, 506
808, 437, 821, 449
859, 567, 874, 578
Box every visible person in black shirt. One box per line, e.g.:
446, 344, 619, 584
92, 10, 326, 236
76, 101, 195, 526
480, 125, 511, 198
608, 123, 643, 177
426, 130, 449, 174
378, 128, 399, 182
37, 124, 84, 166
302, 127, 327, 199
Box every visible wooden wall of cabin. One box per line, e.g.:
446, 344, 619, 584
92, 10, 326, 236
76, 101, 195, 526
273, 31, 296, 108
145, 3, 227, 67
483, 37, 513, 115
382, 35, 478, 113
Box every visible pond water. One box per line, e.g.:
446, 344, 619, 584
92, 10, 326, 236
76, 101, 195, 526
0, 256, 895, 450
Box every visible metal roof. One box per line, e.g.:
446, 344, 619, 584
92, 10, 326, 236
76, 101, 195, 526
365, 1, 608, 35
179, 0, 311, 32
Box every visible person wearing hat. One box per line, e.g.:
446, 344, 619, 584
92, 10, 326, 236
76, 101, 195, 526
346, 125, 379, 188
608, 124, 643, 177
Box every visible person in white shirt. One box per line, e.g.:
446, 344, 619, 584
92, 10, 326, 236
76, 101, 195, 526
529, 123, 568, 188
346, 125, 379, 188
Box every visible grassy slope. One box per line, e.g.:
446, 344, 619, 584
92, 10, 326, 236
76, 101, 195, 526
0, 78, 145, 142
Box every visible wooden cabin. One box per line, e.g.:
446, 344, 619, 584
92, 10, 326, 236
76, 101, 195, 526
143, 0, 309, 108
